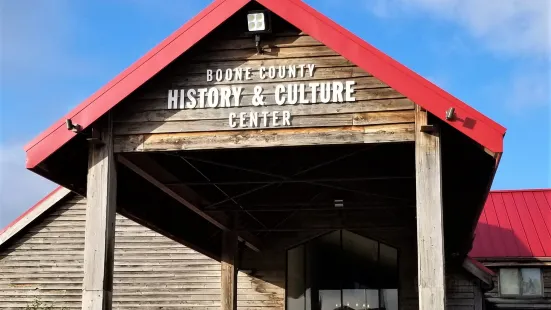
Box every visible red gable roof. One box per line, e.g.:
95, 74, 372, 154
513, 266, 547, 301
24, 0, 506, 169
470, 189, 551, 259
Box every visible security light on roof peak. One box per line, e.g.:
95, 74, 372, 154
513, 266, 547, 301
247, 12, 266, 32
246, 10, 271, 33
246, 10, 271, 54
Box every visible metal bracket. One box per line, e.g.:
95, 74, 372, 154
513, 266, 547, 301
86, 127, 104, 145
66, 119, 104, 145
446, 107, 456, 121
254, 34, 263, 54
420, 124, 435, 133
65, 119, 82, 133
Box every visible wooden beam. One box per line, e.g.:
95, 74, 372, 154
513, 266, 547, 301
221, 231, 238, 310
462, 257, 495, 287
117, 154, 261, 252
168, 175, 413, 186
208, 205, 412, 212
415, 105, 446, 310
82, 115, 117, 310
236, 226, 408, 232
121, 153, 208, 207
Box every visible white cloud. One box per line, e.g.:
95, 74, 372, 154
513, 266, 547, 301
0, 144, 56, 228
365, 0, 551, 57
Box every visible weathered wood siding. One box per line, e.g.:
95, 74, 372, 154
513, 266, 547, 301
446, 269, 484, 310
238, 250, 285, 310
1, 192, 487, 310
113, 12, 415, 153
0, 195, 221, 309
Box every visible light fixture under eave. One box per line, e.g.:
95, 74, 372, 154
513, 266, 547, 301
247, 12, 266, 32
246, 10, 271, 54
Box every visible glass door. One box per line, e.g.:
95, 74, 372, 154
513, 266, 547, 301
286, 230, 398, 310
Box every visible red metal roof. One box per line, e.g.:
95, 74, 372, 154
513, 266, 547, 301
24, 0, 506, 170
470, 189, 551, 258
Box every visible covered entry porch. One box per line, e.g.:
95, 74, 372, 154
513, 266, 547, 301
22, 1, 505, 309
43, 115, 497, 310
106, 116, 494, 310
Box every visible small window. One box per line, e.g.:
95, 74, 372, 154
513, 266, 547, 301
499, 268, 543, 297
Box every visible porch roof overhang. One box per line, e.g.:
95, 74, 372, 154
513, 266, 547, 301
20, 0, 507, 259
24, 0, 505, 174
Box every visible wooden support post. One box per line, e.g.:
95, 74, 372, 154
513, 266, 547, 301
415, 106, 446, 310
221, 231, 238, 310
82, 115, 117, 310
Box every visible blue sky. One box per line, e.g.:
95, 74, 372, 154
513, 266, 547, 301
0, 0, 549, 227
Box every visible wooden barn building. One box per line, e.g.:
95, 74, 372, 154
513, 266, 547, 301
2, 188, 550, 309
0, 0, 518, 309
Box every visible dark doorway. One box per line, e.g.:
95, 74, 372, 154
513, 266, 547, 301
287, 230, 398, 310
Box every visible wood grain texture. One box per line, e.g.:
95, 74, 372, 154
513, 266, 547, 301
0, 188, 71, 247
0, 192, 492, 310
415, 105, 446, 310
0, 195, 221, 310
221, 231, 238, 310
114, 110, 414, 135
82, 115, 117, 310
114, 124, 414, 153
113, 31, 414, 152
445, 270, 484, 310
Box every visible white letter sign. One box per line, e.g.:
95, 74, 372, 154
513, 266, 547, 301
167, 63, 357, 128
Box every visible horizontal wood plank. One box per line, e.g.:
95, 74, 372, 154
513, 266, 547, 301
192, 45, 339, 62
118, 98, 413, 122
114, 110, 414, 135
172, 56, 355, 75
114, 124, 414, 153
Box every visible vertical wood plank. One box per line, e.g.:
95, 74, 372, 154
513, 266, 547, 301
474, 280, 484, 310
415, 105, 446, 310
221, 231, 238, 310
82, 114, 117, 310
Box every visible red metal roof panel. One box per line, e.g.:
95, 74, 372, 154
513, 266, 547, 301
471, 189, 551, 258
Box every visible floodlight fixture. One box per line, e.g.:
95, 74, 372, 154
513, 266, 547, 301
246, 10, 272, 54
246, 10, 271, 33
247, 12, 266, 32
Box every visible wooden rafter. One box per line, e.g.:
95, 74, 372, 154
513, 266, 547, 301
117, 154, 262, 252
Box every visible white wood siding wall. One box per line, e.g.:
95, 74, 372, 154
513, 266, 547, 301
0, 195, 221, 309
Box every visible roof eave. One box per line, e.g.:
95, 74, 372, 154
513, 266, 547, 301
0, 187, 72, 248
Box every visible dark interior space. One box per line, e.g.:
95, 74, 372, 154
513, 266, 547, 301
287, 230, 399, 310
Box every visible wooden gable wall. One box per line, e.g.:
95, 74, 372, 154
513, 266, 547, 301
0, 194, 221, 309
112, 3, 415, 153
